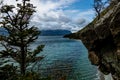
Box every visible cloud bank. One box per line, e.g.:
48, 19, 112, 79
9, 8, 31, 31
3, 0, 95, 32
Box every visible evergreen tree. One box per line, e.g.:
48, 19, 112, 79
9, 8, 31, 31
0, 0, 44, 75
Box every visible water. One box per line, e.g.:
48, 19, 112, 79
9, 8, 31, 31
32, 36, 99, 80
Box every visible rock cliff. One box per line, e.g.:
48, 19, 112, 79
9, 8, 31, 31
66, 0, 120, 79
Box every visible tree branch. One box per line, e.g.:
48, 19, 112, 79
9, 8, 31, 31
6, 12, 13, 24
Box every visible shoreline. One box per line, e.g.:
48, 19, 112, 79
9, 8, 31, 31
98, 70, 113, 80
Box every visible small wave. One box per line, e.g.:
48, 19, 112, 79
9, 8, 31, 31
94, 70, 100, 80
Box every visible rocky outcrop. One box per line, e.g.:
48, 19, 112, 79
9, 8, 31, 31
63, 33, 80, 39
66, 0, 120, 80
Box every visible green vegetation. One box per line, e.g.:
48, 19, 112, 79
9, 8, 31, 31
0, 64, 51, 80
0, 0, 46, 79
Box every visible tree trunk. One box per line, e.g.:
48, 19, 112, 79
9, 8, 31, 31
20, 40, 26, 75
20, 46, 26, 75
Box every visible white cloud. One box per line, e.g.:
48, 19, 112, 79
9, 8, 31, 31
77, 9, 95, 21
3, 0, 95, 32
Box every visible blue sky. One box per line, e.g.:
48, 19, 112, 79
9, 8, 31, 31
67, 0, 93, 11
4, 0, 95, 32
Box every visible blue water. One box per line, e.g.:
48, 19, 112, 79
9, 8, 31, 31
33, 36, 99, 80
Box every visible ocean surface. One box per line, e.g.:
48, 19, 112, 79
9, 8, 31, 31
31, 36, 99, 80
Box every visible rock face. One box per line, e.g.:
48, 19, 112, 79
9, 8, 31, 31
67, 1, 120, 80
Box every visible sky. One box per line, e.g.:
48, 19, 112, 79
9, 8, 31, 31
3, 0, 95, 32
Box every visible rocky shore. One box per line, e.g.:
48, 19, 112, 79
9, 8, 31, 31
65, 0, 120, 79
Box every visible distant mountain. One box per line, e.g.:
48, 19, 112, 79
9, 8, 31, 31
40, 30, 71, 36
0, 28, 71, 36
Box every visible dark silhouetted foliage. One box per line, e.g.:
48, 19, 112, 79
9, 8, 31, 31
0, 0, 44, 76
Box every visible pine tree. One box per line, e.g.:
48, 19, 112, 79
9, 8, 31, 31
0, 0, 44, 75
